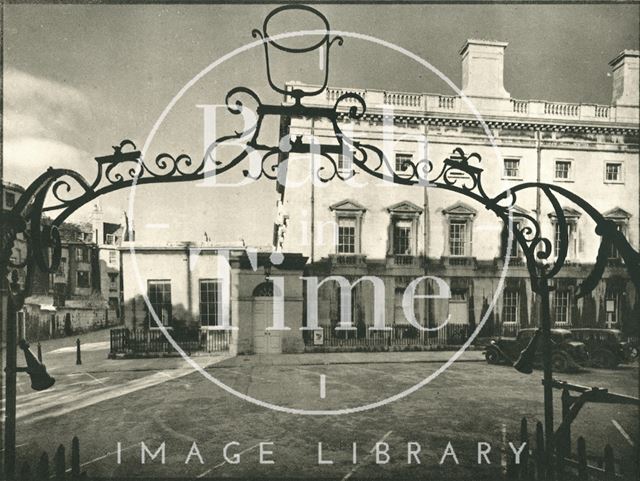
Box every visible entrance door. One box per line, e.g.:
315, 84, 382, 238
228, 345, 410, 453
252, 299, 282, 354
252, 281, 282, 354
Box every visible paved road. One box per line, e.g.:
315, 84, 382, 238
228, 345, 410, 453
4, 345, 637, 480
2, 329, 230, 424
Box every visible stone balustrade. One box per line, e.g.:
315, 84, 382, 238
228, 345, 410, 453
289, 83, 638, 125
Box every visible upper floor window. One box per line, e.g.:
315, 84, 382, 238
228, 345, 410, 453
200, 279, 222, 326
549, 208, 581, 259
503, 158, 521, 179
76, 270, 90, 288
449, 221, 468, 256
330, 200, 366, 256
504, 220, 522, 258
105, 233, 117, 245
395, 153, 413, 173
387, 201, 422, 263
443, 202, 476, 258
553, 289, 571, 325
337, 218, 357, 254
603, 207, 631, 259
502, 289, 519, 324
5, 192, 16, 208
148, 280, 171, 327
75, 247, 89, 262
604, 161, 623, 183
554, 159, 573, 181
554, 222, 576, 256
501, 209, 529, 259
607, 224, 626, 259
393, 221, 412, 255
109, 251, 117, 264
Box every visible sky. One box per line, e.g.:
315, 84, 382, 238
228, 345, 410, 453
3, 2, 639, 245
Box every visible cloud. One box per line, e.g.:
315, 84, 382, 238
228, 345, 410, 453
4, 68, 92, 140
3, 69, 130, 223
3, 69, 94, 189
3, 136, 92, 186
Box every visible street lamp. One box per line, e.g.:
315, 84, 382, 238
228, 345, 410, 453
17, 340, 55, 391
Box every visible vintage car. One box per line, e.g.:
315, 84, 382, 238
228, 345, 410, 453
569, 328, 638, 368
484, 328, 589, 372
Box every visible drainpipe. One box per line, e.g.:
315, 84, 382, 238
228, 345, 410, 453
535, 129, 542, 224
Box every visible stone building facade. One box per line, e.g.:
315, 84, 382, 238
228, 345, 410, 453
276, 41, 639, 338
116, 41, 638, 355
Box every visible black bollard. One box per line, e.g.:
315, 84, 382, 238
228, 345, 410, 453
37, 342, 43, 362
76, 338, 82, 365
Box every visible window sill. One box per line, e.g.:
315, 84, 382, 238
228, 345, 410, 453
603, 180, 624, 185
553, 178, 574, 183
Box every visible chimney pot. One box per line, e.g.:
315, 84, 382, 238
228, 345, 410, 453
609, 49, 639, 107
459, 39, 510, 99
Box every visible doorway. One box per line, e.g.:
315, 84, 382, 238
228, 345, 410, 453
252, 281, 282, 354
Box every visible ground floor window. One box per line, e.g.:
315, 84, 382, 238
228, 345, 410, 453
148, 280, 172, 327
502, 289, 519, 324
553, 290, 571, 325
200, 279, 222, 326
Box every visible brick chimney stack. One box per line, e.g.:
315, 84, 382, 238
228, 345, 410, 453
459, 39, 510, 99
609, 50, 639, 106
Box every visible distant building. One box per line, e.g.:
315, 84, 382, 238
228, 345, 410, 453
90, 203, 125, 319
1, 181, 28, 342
1, 181, 28, 282
21, 204, 127, 339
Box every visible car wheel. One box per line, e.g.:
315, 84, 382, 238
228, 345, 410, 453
629, 346, 639, 360
552, 352, 570, 372
485, 349, 500, 364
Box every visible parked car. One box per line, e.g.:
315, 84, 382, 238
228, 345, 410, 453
484, 328, 589, 372
569, 328, 638, 368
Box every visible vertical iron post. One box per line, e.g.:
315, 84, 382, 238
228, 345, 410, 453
539, 273, 554, 477
3, 285, 18, 480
